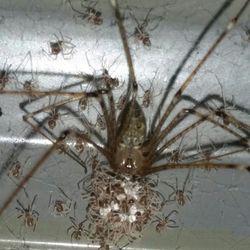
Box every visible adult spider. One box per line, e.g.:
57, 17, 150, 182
0, 0, 250, 248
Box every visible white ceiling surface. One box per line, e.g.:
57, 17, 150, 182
0, 0, 250, 249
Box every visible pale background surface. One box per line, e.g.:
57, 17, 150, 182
0, 0, 250, 249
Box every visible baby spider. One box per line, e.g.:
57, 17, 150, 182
152, 210, 178, 233
242, 25, 250, 42
206, 76, 237, 126
68, 0, 103, 25
164, 171, 192, 206
92, 107, 106, 131
139, 73, 162, 108
44, 32, 75, 60
47, 108, 60, 130
14, 51, 39, 94
7, 161, 23, 179
16, 194, 39, 232
49, 187, 72, 216
130, 8, 153, 47
168, 138, 186, 163
46, 96, 65, 130
7, 157, 30, 180
101, 69, 119, 89
67, 216, 88, 241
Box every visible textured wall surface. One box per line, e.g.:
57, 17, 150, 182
0, 0, 250, 249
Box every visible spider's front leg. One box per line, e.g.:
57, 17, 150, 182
0, 125, 107, 216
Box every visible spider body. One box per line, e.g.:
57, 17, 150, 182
112, 100, 149, 176
134, 27, 151, 47
16, 194, 39, 232
165, 173, 192, 206
68, 0, 103, 25
49, 188, 72, 216
131, 8, 153, 47
0, 70, 9, 90
0, 63, 11, 90
48, 108, 59, 129
152, 210, 178, 233
67, 217, 87, 241
50, 41, 63, 55
8, 161, 22, 179
45, 33, 75, 59
86, 7, 103, 25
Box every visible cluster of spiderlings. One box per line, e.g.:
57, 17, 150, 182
85, 164, 164, 247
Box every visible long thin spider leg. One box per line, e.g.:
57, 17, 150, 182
182, 169, 191, 193
150, 100, 248, 153
192, 148, 247, 163
16, 200, 26, 211
187, 109, 248, 143
165, 209, 178, 220
150, 0, 235, 133
0, 126, 108, 216
152, 108, 248, 159
106, 85, 117, 149
26, 110, 106, 156
149, 109, 189, 149
20, 92, 106, 172
110, 0, 137, 100
214, 110, 250, 132
154, 117, 210, 158
129, 10, 140, 27
23, 115, 89, 174
0, 132, 66, 216
93, 84, 115, 148
23, 90, 105, 118
0, 89, 88, 97
142, 8, 153, 28
30, 194, 37, 210
21, 88, 107, 142
151, 0, 250, 141
68, 0, 87, 17
147, 161, 250, 175
85, 57, 114, 146
180, 94, 250, 135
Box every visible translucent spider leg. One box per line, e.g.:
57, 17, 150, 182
0, 89, 88, 97
110, 0, 137, 99
147, 161, 250, 175
151, 0, 250, 143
